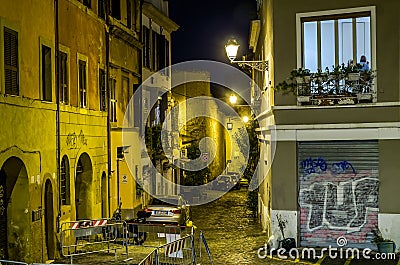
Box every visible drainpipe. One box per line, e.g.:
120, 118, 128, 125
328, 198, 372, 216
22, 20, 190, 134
105, 0, 111, 218
54, 0, 62, 232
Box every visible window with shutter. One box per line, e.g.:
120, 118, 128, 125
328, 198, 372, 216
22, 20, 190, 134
4, 27, 18, 95
78, 60, 87, 108
109, 78, 117, 122
42, 45, 52, 102
58, 51, 68, 104
99, 69, 106, 111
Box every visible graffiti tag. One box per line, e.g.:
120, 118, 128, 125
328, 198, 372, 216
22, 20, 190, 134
0, 185, 4, 216
301, 157, 327, 174
66, 129, 88, 148
299, 177, 378, 233
301, 158, 355, 175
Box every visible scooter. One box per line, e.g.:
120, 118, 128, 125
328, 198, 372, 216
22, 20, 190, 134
105, 203, 151, 245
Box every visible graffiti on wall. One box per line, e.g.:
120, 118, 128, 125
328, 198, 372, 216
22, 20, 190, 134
299, 157, 378, 239
0, 185, 4, 215
66, 130, 88, 148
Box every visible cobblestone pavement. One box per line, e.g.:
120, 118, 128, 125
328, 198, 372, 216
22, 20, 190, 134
191, 189, 301, 265
51, 188, 399, 264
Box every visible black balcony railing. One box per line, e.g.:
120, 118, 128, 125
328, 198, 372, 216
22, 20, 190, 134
275, 66, 376, 106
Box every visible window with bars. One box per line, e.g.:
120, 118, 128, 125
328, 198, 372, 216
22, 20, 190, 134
78, 60, 87, 108
126, 0, 132, 29
98, 0, 106, 19
99, 69, 106, 111
111, 0, 121, 20
301, 12, 371, 72
109, 78, 117, 122
58, 51, 68, 104
4, 27, 19, 95
41, 45, 52, 102
152, 31, 159, 71
78, 0, 91, 8
60, 156, 70, 205
143, 26, 150, 68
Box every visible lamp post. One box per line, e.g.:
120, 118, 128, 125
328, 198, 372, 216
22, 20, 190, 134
225, 39, 268, 72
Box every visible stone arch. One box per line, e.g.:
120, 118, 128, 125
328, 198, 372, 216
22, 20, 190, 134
75, 152, 93, 220
0, 156, 30, 260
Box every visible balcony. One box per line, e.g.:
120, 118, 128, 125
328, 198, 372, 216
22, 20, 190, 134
275, 67, 376, 106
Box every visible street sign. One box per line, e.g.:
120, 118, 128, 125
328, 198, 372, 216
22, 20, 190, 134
122, 175, 128, 183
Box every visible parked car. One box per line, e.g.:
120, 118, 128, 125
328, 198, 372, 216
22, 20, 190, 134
214, 175, 239, 191
138, 195, 191, 226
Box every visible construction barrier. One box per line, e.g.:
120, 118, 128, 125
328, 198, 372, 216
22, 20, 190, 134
60, 219, 128, 263
137, 234, 195, 265
125, 223, 192, 247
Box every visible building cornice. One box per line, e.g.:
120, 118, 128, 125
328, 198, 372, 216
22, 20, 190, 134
143, 2, 179, 32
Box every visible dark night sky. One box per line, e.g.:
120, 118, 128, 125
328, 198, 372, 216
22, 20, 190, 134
168, 0, 258, 64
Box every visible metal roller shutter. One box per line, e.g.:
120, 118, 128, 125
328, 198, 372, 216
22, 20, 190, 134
298, 140, 379, 249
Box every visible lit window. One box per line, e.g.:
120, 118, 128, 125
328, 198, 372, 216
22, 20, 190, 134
301, 12, 371, 71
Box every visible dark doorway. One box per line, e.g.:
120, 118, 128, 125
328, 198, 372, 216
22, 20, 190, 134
44, 179, 55, 260
101, 172, 107, 217
0, 156, 29, 260
75, 153, 93, 220
0, 168, 7, 259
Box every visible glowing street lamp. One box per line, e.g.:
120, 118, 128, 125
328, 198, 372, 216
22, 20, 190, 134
242, 116, 249, 123
229, 95, 237, 104
225, 38, 268, 72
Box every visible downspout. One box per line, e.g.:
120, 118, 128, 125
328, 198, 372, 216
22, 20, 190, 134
54, 0, 61, 232
105, 0, 111, 218
54, 0, 63, 260
138, 0, 144, 205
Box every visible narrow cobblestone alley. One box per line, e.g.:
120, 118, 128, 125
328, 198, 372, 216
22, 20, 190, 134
191, 189, 299, 265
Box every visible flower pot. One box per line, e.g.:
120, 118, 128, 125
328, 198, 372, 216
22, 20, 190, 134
377, 241, 395, 253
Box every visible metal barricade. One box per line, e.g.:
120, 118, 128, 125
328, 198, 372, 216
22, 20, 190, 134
125, 223, 192, 248
60, 219, 128, 263
156, 235, 194, 265
136, 234, 195, 265
137, 248, 157, 265
0, 260, 28, 265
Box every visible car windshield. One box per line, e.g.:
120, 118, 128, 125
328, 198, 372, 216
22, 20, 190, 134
150, 198, 179, 206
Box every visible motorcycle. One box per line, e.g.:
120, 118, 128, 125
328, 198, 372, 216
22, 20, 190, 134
105, 203, 151, 245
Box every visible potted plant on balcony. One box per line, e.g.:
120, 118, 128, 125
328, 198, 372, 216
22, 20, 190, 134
372, 227, 395, 254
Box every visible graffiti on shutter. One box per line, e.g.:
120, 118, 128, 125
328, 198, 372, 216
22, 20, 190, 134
298, 141, 378, 249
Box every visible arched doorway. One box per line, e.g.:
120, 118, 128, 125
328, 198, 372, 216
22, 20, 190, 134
75, 153, 93, 220
44, 179, 55, 260
101, 172, 107, 217
0, 157, 29, 260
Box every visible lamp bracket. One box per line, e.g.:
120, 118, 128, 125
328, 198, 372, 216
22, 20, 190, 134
230, 59, 269, 72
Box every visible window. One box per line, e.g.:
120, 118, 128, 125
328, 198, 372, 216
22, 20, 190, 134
300, 11, 372, 72
78, 60, 87, 108
78, 0, 91, 8
143, 26, 150, 68
58, 51, 68, 104
152, 31, 159, 70
98, 0, 106, 19
126, 0, 132, 29
41, 45, 52, 101
158, 35, 169, 74
109, 78, 117, 122
60, 155, 70, 205
99, 69, 106, 111
111, 0, 121, 20
4, 27, 19, 95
